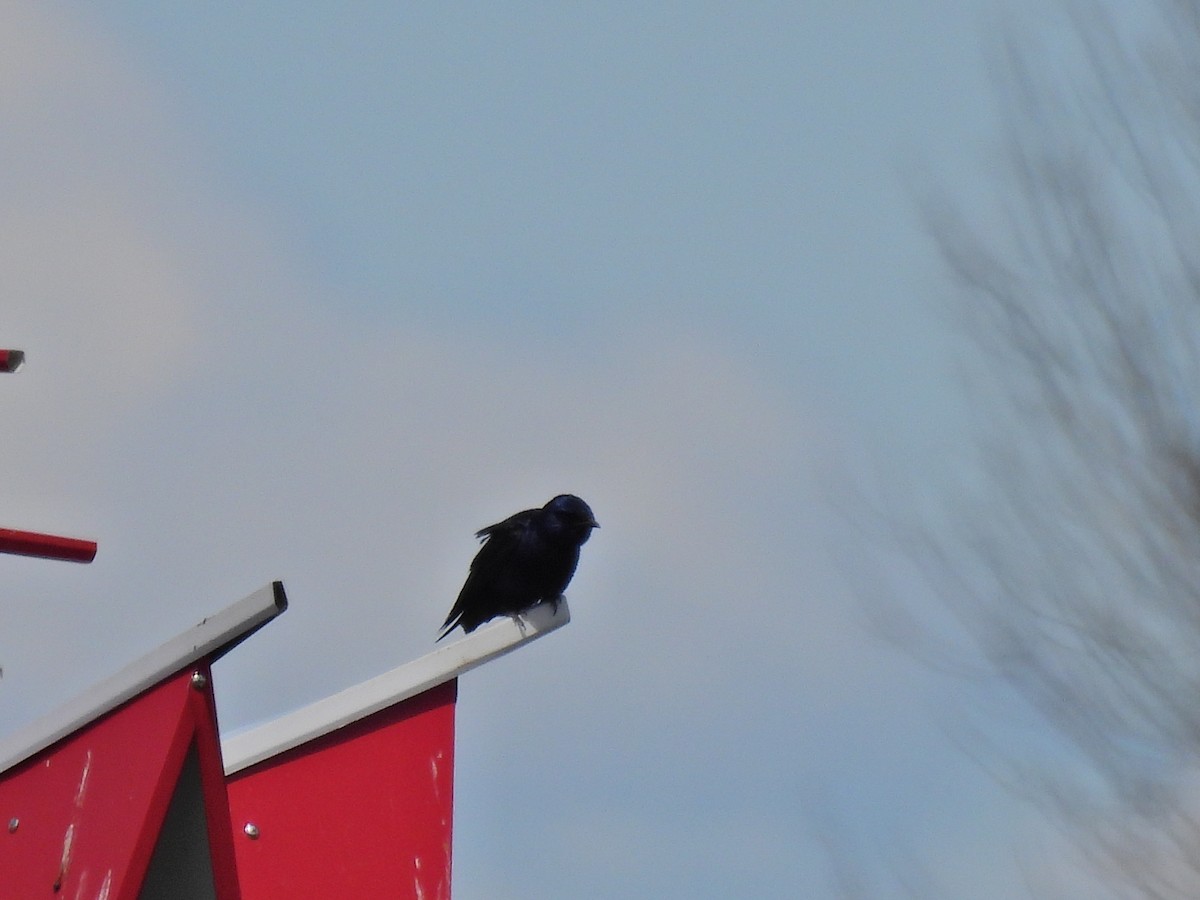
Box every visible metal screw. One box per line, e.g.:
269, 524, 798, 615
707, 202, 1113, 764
190, 671, 207, 690
7, 817, 17, 833
244, 823, 260, 840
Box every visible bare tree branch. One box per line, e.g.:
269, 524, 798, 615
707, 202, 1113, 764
918, 2, 1200, 896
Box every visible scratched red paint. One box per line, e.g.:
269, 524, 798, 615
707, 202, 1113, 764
0, 665, 242, 899
226, 678, 457, 900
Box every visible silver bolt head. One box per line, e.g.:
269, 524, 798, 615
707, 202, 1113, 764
244, 822, 260, 839
7, 817, 17, 833
190, 671, 208, 690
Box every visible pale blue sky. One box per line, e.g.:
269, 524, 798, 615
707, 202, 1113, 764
0, 3, 1086, 897
96, 3, 982, 427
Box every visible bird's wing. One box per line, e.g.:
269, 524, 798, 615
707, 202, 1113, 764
437, 509, 539, 639
471, 508, 539, 565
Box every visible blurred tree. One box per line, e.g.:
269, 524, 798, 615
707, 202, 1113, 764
921, 2, 1200, 897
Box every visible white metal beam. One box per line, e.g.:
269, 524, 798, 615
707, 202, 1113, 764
0, 582, 287, 775
221, 597, 570, 775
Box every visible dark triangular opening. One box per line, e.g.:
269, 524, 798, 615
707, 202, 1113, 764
138, 742, 217, 899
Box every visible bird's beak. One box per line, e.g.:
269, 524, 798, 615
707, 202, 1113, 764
589, 519, 600, 529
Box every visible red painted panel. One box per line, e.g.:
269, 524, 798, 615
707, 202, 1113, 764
227, 678, 457, 900
0, 672, 195, 898
0, 666, 242, 899
189, 662, 246, 898
0, 527, 97, 562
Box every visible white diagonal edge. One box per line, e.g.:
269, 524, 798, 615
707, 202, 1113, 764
221, 597, 570, 775
0, 582, 287, 775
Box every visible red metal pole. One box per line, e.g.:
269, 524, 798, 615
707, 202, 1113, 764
0, 347, 98, 562
0, 349, 25, 372
0, 528, 97, 563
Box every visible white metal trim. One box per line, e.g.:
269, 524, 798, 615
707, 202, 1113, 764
0, 582, 287, 775
221, 597, 570, 775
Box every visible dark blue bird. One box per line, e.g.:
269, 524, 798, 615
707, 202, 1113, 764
437, 494, 599, 640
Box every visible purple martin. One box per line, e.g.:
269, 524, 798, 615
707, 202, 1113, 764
437, 494, 599, 640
